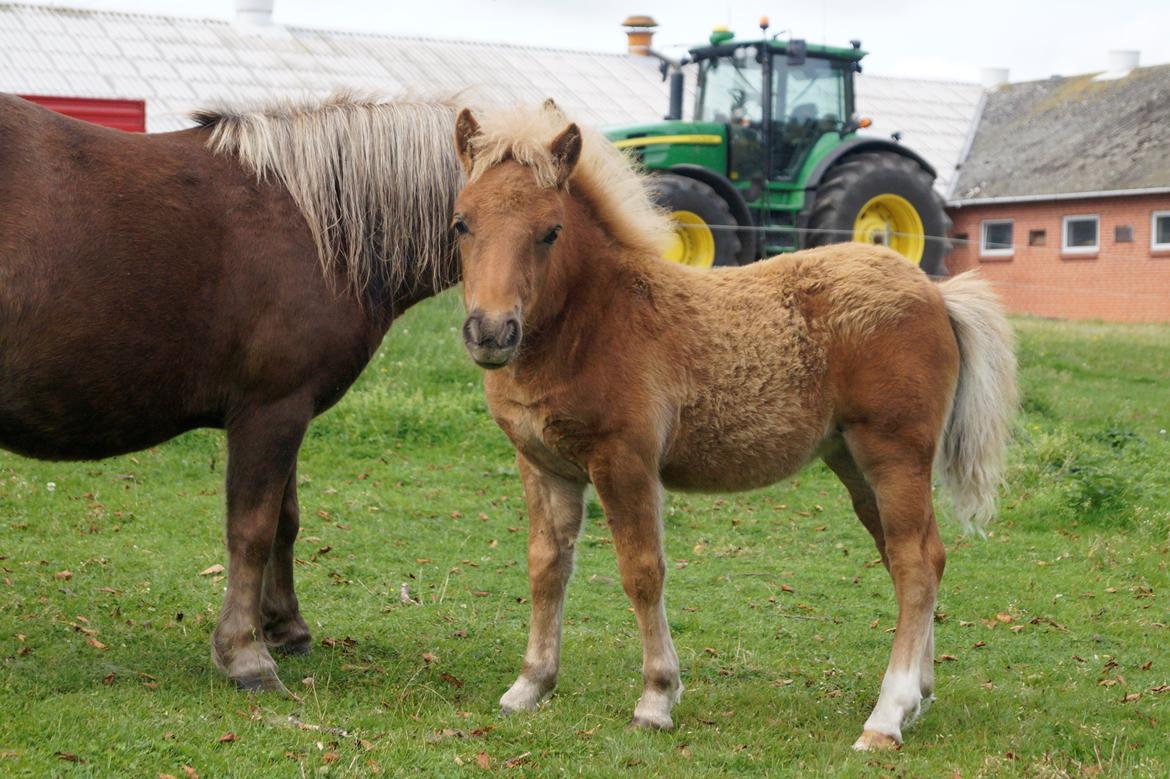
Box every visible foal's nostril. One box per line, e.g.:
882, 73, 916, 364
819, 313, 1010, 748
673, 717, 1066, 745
462, 315, 482, 346
498, 318, 520, 349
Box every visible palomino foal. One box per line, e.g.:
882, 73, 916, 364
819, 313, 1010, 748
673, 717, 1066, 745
450, 103, 1016, 749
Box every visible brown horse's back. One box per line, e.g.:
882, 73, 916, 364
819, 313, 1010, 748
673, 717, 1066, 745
0, 95, 373, 459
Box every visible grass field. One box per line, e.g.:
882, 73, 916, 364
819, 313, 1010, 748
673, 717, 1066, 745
2, 291, 1168, 777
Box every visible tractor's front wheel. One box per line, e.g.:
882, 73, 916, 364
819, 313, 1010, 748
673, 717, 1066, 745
806, 152, 950, 276
653, 174, 742, 268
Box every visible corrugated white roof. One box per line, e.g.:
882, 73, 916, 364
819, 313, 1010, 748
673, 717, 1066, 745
0, 3, 983, 192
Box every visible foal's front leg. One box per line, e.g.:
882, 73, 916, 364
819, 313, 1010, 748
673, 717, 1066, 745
590, 454, 681, 730
211, 401, 309, 693
500, 455, 586, 713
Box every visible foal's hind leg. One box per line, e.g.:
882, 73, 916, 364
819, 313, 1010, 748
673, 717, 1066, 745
261, 468, 312, 656
500, 455, 586, 713
825, 444, 939, 706
837, 427, 946, 751
211, 401, 309, 693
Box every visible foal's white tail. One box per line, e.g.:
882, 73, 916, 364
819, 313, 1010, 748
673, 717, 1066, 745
937, 272, 1018, 534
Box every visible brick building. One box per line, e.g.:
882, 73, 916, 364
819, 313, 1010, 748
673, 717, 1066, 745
946, 57, 1170, 323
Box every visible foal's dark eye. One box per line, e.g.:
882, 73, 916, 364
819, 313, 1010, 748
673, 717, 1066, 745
452, 216, 470, 236
541, 225, 562, 245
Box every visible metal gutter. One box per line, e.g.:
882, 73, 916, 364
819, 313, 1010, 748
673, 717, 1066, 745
948, 186, 1170, 208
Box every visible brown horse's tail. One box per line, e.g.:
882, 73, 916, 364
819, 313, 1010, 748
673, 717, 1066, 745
936, 271, 1018, 534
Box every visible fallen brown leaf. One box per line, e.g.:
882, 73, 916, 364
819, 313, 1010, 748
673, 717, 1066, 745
217, 732, 237, 743
199, 564, 224, 576
182, 766, 198, 779
504, 752, 531, 768
476, 751, 491, 770
87, 638, 107, 650
54, 570, 73, 581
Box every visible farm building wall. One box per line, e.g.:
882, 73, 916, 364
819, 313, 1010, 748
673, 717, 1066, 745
945, 194, 1170, 323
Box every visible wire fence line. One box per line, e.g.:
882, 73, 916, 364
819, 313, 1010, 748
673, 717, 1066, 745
676, 221, 975, 247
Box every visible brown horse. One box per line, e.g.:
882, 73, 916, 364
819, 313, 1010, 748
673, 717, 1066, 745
450, 102, 1017, 749
0, 93, 460, 692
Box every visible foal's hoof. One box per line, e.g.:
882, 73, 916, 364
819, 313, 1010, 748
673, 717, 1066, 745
499, 677, 553, 714
852, 729, 901, 751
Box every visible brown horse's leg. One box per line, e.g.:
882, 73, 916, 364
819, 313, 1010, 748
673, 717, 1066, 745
499, 454, 586, 713
590, 452, 681, 730
211, 401, 309, 693
842, 426, 946, 751
261, 468, 312, 655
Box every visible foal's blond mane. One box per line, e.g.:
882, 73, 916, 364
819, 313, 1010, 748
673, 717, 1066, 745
192, 92, 462, 298
465, 103, 673, 256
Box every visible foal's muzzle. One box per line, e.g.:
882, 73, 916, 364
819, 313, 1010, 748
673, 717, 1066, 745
463, 309, 522, 369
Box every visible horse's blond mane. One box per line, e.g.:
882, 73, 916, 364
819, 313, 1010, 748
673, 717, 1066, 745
192, 92, 462, 299
465, 103, 673, 257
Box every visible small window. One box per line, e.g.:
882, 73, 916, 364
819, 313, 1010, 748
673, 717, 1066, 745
1028, 229, 1046, 247
980, 219, 1014, 256
1152, 211, 1170, 250
1115, 225, 1134, 243
1062, 215, 1099, 253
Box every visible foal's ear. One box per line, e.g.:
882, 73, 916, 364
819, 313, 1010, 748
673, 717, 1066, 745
548, 123, 582, 188
542, 98, 565, 118
454, 108, 481, 174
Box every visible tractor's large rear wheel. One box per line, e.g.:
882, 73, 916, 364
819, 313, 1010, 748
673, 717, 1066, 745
807, 152, 950, 276
653, 174, 742, 268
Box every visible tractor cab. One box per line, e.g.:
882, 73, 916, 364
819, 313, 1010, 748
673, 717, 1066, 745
693, 28, 863, 188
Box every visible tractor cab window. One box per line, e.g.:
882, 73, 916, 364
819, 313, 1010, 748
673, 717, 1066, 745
772, 57, 846, 179
698, 49, 766, 185
698, 49, 763, 125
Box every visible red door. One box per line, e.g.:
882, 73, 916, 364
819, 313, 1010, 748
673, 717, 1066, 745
20, 95, 146, 132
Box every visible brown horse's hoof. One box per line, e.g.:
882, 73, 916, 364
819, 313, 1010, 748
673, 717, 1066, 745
263, 614, 312, 656
234, 672, 292, 697
268, 636, 312, 657
629, 714, 674, 731
852, 729, 901, 751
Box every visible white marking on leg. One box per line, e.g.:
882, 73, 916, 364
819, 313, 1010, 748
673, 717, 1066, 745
500, 675, 554, 713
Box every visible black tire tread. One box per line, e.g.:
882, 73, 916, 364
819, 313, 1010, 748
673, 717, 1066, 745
807, 152, 951, 276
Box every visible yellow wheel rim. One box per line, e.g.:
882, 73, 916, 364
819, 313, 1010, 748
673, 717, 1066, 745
852, 194, 926, 264
663, 210, 716, 268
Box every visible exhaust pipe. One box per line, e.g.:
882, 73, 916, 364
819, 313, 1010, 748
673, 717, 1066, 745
666, 70, 684, 120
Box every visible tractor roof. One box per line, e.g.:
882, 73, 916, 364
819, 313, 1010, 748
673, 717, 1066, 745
689, 38, 866, 63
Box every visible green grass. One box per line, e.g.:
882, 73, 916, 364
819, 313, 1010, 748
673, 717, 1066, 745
2, 293, 1168, 777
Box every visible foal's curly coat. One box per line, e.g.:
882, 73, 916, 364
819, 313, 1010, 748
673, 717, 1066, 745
451, 102, 1017, 750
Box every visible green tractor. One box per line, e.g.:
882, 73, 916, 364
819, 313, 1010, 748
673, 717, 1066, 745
604, 22, 950, 274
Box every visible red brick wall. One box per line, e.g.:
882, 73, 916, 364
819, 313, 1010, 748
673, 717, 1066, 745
945, 194, 1170, 323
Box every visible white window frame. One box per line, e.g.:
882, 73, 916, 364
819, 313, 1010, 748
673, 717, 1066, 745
1062, 214, 1099, 254
979, 219, 1015, 257
1151, 211, 1170, 250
